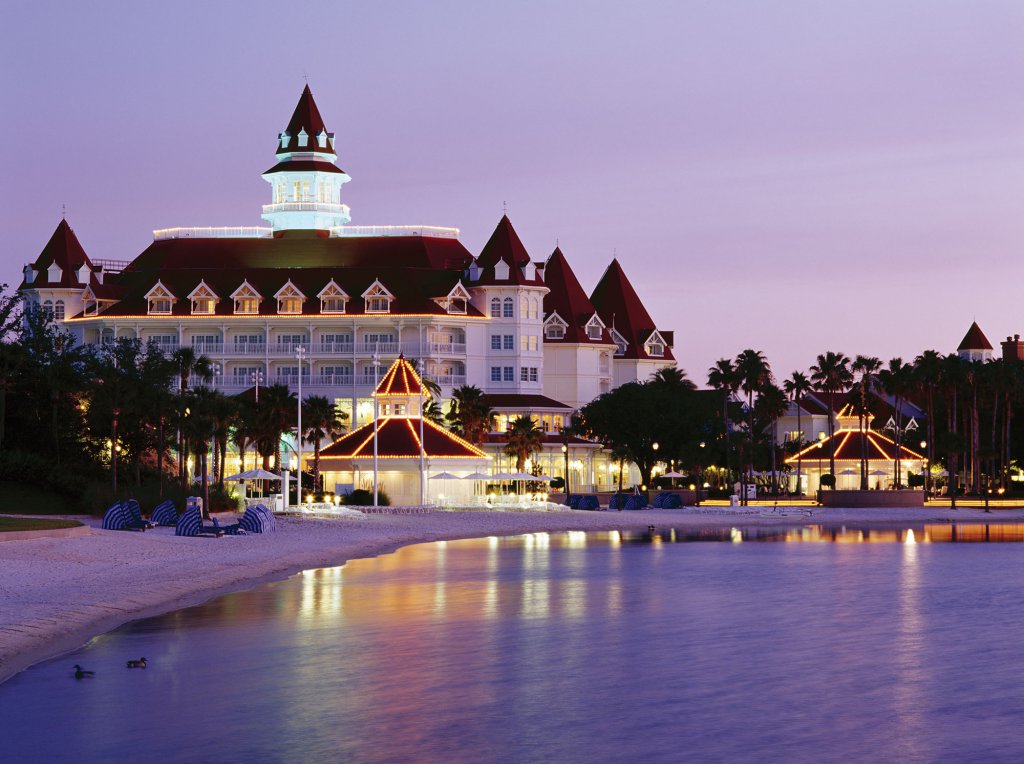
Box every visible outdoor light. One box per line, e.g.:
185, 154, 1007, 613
561, 445, 567, 453
689, 484, 696, 490
652, 442, 659, 451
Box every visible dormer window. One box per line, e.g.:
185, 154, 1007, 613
280, 131, 291, 149
546, 324, 565, 340
644, 331, 667, 358
47, 264, 62, 283
23, 265, 36, 284
188, 281, 219, 315
145, 281, 175, 315
317, 129, 328, 148
448, 298, 467, 314
362, 280, 394, 314
275, 281, 306, 314
495, 261, 510, 280
318, 279, 349, 314
231, 281, 262, 315
436, 283, 471, 315
610, 328, 628, 356
77, 265, 91, 285
298, 129, 308, 147
585, 315, 605, 341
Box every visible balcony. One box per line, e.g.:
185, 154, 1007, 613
427, 342, 467, 355
316, 341, 354, 354
262, 201, 351, 216
426, 374, 467, 387
269, 342, 311, 355
228, 344, 267, 356
191, 341, 224, 355
354, 341, 400, 355
357, 370, 388, 386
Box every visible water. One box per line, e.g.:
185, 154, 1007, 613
4, 525, 1024, 763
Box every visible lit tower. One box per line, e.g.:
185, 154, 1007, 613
261, 85, 352, 232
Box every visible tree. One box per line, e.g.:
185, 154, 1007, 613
504, 415, 543, 473
231, 396, 258, 473
879, 358, 915, 488
651, 366, 696, 390
707, 358, 740, 487
256, 383, 296, 472
446, 385, 495, 445
0, 284, 23, 451
302, 394, 348, 492
852, 355, 881, 490
810, 351, 853, 480
172, 347, 213, 487
180, 387, 217, 516
783, 371, 811, 494
913, 349, 943, 493
754, 383, 788, 494
208, 391, 238, 489
735, 349, 771, 504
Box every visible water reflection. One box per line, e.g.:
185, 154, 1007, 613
620, 523, 1024, 544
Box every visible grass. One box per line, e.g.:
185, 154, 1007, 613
0, 481, 77, 515
0, 517, 83, 532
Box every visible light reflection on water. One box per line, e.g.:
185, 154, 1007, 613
3, 527, 1024, 763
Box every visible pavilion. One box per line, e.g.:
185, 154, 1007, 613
316, 355, 489, 506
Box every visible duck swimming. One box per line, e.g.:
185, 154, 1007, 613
73, 665, 94, 679
126, 658, 147, 669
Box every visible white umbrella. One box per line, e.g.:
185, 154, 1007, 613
838, 468, 858, 475
749, 471, 763, 477
936, 470, 950, 477
869, 469, 889, 476
429, 472, 461, 480
462, 472, 490, 480
662, 471, 685, 478
492, 472, 517, 480
224, 469, 282, 481
534, 475, 554, 481
511, 472, 537, 481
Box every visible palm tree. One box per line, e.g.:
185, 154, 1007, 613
208, 391, 238, 489
172, 347, 213, 487
446, 384, 495, 445
939, 354, 965, 506
913, 349, 943, 493
754, 382, 788, 495
504, 415, 543, 472
231, 396, 257, 473
735, 349, 771, 504
809, 351, 853, 481
651, 366, 696, 390
302, 394, 348, 493
879, 358, 915, 488
783, 371, 811, 494
256, 383, 296, 472
181, 387, 218, 517
852, 355, 882, 490
707, 358, 740, 488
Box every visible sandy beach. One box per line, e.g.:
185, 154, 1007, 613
3, 505, 1024, 685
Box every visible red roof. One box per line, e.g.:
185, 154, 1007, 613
22, 219, 95, 289
263, 159, 345, 175
786, 429, 925, 463
473, 216, 544, 286
590, 259, 673, 361
482, 432, 599, 448
73, 235, 477, 318
278, 85, 334, 156
542, 247, 613, 345
319, 417, 487, 460
483, 393, 572, 410
375, 356, 427, 398
958, 321, 993, 351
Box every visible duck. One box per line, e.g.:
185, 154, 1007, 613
73, 664, 94, 679
126, 657, 147, 669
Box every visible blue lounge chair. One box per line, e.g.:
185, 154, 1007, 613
101, 502, 144, 531
124, 499, 155, 530
151, 500, 178, 526
577, 495, 600, 511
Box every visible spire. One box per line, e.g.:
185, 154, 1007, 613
957, 321, 993, 351
277, 84, 334, 156
591, 259, 671, 360
375, 355, 428, 399
477, 215, 531, 268
23, 219, 94, 288
543, 247, 607, 343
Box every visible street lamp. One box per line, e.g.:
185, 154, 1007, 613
920, 440, 928, 496
251, 369, 264, 403
295, 346, 306, 506
561, 444, 569, 497
696, 441, 705, 506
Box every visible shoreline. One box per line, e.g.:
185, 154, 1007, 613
3, 505, 1024, 686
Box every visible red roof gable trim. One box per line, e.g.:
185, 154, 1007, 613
375, 355, 428, 398
318, 416, 487, 460
785, 429, 925, 463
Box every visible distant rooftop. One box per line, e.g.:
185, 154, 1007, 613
153, 225, 460, 241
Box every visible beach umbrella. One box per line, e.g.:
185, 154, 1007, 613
174, 507, 203, 537
100, 502, 130, 531
662, 471, 685, 478
429, 472, 461, 480
491, 472, 517, 480
936, 470, 950, 477
869, 469, 889, 476
838, 469, 858, 475
462, 472, 490, 480
224, 469, 282, 481
511, 472, 537, 481
239, 504, 276, 533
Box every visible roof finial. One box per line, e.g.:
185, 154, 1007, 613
303, 70, 308, 84
502, 200, 508, 215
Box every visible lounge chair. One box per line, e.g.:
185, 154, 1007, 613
101, 502, 144, 532
124, 499, 156, 530
151, 500, 179, 527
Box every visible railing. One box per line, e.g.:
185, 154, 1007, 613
92, 258, 131, 274
269, 342, 311, 355
315, 374, 354, 387
228, 344, 267, 355
329, 225, 460, 239
191, 341, 224, 354
357, 371, 388, 386
316, 341, 354, 354
427, 342, 467, 355
262, 202, 351, 215
354, 341, 400, 355
153, 227, 272, 240
425, 374, 467, 387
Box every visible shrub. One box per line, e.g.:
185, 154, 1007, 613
343, 488, 390, 506
820, 473, 836, 489
907, 473, 925, 488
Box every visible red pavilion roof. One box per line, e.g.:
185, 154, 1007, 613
318, 417, 487, 460
958, 321, 993, 351
786, 429, 925, 463
277, 85, 335, 156
375, 355, 428, 398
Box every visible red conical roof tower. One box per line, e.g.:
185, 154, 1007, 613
543, 247, 610, 344
277, 84, 334, 156
23, 219, 94, 288
590, 259, 673, 360
473, 215, 543, 286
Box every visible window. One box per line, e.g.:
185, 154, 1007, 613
530, 299, 539, 319
521, 367, 529, 382
278, 297, 302, 314
447, 298, 467, 314
149, 298, 172, 315
490, 298, 501, 318
364, 282, 393, 313
322, 297, 346, 313
148, 335, 178, 353
233, 334, 264, 351
321, 365, 351, 381
611, 329, 628, 356
530, 367, 538, 382
503, 297, 514, 318
297, 129, 308, 148
588, 324, 602, 340
503, 366, 514, 382
321, 333, 351, 351
234, 367, 260, 383
529, 335, 538, 351
42, 300, 53, 320
503, 335, 514, 350
54, 300, 65, 321
647, 341, 664, 358
192, 297, 214, 315
491, 367, 502, 382
521, 297, 528, 317
363, 332, 395, 345
491, 336, 502, 351
545, 325, 565, 340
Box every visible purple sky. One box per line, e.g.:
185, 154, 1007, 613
3, 1, 1022, 384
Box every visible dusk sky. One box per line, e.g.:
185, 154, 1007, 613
3, 1, 1022, 383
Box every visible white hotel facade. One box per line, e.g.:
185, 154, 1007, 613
19, 87, 675, 492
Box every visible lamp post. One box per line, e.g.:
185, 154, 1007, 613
111, 406, 120, 495
295, 346, 305, 507
696, 441, 705, 506
251, 369, 264, 403
652, 441, 659, 496
561, 444, 569, 498
920, 439, 928, 497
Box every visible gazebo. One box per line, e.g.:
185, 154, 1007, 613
316, 355, 489, 506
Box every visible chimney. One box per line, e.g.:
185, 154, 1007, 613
1002, 334, 1024, 362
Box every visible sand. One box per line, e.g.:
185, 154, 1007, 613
3, 504, 1024, 684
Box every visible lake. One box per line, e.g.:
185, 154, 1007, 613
3, 524, 1024, 763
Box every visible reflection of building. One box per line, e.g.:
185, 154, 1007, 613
17, 86, 674, 494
